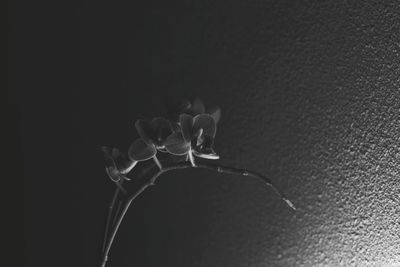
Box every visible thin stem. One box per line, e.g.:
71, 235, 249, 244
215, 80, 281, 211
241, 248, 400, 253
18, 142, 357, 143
188, 149, 196, 166
112, 200, 123, 227
152, 155, 162, 170
101, 181, 123, 253
114, 180, 127, 195
194, 163, 296, 210
100, 160, 295, 267
100, 171, 163, 267
157, 161, 295, 210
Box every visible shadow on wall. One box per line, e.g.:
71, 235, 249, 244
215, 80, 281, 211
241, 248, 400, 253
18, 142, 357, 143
19, 0, 400, 267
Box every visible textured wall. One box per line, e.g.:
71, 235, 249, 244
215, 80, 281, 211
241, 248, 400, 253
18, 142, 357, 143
20, 0, 400, 267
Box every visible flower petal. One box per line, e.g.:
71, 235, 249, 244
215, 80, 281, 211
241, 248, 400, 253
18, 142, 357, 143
128, 138, 157, 161
135, 119, 156, 145
179, 114, 194, 142
165, 96, 191, 121
118, 160, 137, 174
101, 146, 116, 169
109, 148, 136, 174
151, 117, 173, 146
207, 105, 221, 124
193, 114, 216, 138
170, 154, 189, 163
192, 147, 220, 160
111, 148, 121, 158
105, 167, 121, 182
191, 97, 206, 115
164, 132, 191, 155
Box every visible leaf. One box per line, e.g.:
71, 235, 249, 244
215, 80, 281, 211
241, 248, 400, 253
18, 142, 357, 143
193, 114, 216, 138
164, 132, 191, 155
128, 138, 156, 161
179, 114, 194, 142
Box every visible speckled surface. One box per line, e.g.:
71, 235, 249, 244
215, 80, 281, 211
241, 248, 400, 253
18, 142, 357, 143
20, 0, 400, 266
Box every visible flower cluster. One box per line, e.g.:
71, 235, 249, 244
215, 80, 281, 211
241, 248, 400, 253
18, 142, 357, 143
102, 98, 221, 182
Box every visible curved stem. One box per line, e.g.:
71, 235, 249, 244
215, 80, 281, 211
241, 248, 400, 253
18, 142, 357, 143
99, 161, 295, 267
195, 163, 296, 210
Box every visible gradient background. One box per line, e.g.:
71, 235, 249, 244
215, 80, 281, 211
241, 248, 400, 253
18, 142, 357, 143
14, 0, 400, 266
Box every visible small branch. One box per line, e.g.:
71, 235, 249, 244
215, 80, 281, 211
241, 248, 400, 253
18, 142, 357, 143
99, 160, 295, 267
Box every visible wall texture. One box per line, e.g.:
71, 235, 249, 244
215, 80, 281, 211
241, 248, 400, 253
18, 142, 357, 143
19, 0, 400, 266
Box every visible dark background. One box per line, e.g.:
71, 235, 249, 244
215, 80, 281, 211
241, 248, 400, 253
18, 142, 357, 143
11, 0, 400, 266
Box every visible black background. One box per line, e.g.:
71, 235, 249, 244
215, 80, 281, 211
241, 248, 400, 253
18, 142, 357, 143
10, 0, 400, 266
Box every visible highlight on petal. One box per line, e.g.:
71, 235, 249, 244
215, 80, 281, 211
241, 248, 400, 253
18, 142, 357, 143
135, 120, 155, 145
207, 105, 221, 124
192, 134, 219, 159
118, 160, 137, 174
164, 132, 191, 155
118, 174, 131, 181
128, 138, 157, 161
108, 148, 137, 174
193, 114, 216, 138
192, 147, 220, 160
179, 114, 194, 142
191, 97, 206, 115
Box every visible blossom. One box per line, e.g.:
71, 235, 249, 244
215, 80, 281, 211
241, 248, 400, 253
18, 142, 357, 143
134, 117, 173, 150
101, 146, 137, 182
128, 117, 173, 169
180, 97, 221, 124
164, 113, 219, 166
127, 99, 221, 168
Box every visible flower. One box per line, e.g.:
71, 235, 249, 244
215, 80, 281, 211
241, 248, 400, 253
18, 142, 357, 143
166, 97, 221, 126
181, 97, 221, 124
128, 99, 221, 168
181, 113, 219, 159
134, 117, 173, 151
164, 113, 219, 166
128, 117, 173, 169
101, 146, 137, 182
